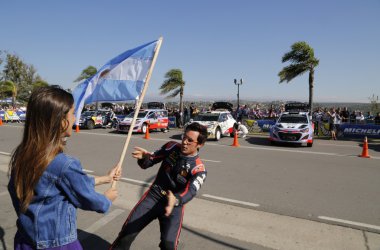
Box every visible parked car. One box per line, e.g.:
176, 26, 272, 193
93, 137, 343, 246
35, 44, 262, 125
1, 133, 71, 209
185, 110, 236, 141
269, 110, 314, 147
117, 109, 169, 133
77, 110, 110, 129
0, 110, 21, 123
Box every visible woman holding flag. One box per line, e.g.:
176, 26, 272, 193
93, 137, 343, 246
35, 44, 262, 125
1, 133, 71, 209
8, 86, 121, 249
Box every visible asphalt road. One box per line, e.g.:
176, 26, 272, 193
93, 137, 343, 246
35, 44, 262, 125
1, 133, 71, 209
1, 123, 380, 235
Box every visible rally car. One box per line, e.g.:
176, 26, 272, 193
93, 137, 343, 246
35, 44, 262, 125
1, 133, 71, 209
269, 111, 314, 147
185, 111, 236, 141
117, 109, 169, 134
77, 110, 109, 129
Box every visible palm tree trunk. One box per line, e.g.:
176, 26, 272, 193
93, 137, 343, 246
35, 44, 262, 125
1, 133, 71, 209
309, 68, 314, 114
12, 95, 16, 108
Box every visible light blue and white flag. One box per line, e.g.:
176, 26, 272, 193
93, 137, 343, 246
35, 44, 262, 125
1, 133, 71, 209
73, 39, 159, 125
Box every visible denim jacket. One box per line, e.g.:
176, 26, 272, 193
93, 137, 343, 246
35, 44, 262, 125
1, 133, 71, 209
8, 153, 111, 249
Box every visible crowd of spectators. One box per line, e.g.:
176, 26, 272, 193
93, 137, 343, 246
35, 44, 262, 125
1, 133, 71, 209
311, 107, 380, 125
2, 102, 380, 126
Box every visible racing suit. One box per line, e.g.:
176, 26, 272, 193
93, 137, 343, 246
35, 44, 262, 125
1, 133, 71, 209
110, 141, 207, 250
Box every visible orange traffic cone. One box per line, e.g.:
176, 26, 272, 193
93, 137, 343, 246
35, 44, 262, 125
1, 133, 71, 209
144, 123, 150, 139
231, 131, 240, 147
0, 117, 3, 126
75, 125, 80, 133
359, 136, 370, 158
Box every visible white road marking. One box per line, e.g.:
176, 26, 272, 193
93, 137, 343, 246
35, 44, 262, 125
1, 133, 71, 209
83, 169, 94, 173
316, 143, 359, 148
318, 216, 380, 231
202, 159, 221, 163
120, 178, 260, 208
0, 151, 11, 156
202, 194, 260, 207
83, 208, 125, 235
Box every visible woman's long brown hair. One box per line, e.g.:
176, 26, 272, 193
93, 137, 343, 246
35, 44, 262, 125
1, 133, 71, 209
9, 86, 74, 213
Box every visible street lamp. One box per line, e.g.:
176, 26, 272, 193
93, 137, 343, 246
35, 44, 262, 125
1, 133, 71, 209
234, 78, 243, 109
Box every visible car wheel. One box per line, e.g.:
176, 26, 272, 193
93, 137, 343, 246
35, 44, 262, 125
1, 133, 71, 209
86, 120, 95, 130
307, 142, 313, 147
161, 127, 169, 133
141, 123, 147, 134
215, 128, 221, 141
270, 141, 276, 146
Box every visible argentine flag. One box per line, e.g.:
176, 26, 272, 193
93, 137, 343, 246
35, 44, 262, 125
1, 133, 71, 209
73, 39, 160, 125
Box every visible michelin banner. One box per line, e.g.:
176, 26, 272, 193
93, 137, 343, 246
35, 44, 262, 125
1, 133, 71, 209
338, 123, 380, 139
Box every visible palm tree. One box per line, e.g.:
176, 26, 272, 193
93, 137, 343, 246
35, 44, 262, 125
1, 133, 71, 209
0, 80, 17, 107
278, 41, 319, 113
32, 80, 49, 90
160, 69, 185, 125
74, 66, 97, 82
75, 65, 98, 108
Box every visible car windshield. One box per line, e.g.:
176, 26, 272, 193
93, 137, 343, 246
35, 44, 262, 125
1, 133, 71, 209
125, 111, 147, 119
278, 115, 308, 124
193, 114, 219, 122
82, 111, 95, 116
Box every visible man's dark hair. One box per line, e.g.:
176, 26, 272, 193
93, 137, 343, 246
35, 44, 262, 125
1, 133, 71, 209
185, 122, 208, 145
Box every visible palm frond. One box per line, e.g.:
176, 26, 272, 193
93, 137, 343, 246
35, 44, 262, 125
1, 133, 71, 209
166, 88, 181, 98
160, 80, 181, 94
279, 64, 308, 83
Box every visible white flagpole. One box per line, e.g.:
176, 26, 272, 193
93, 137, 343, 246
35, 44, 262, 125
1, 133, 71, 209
112, 37, 163, 188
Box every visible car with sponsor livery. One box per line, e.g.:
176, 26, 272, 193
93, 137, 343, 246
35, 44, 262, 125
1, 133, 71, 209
0, 110, 21, 123
77, 110, 110, 129
117, 109, 169, 134
185, 110, 236, 141
269, 102, 314, 147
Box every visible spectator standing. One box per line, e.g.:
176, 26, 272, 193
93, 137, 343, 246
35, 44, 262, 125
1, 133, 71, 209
328, 108, 340, 140
356, 111, 365, 124
312, 108, 323, 136
340, 107, 350, 123
174, 109, 181, 128
235, 105, 242, 122
242, 105, 250, 120
366, 111, 374, 123
350, 111, 357, 123
190, 103, 195, 118
374, 112, 380, 125
268, 104, 275, 118
322, 108, 330, 123
184, 106, 189, 124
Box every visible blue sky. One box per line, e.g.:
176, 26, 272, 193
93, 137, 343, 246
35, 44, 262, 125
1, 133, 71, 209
1, 1, 379, 103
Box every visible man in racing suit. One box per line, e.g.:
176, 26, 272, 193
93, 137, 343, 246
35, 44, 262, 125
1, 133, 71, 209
110, 122, 208, 250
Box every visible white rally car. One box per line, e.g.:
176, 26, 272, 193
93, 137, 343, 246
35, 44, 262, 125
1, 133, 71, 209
185, 111, 236, 141
269, 111, 314, 147
117, 109, 169, 134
